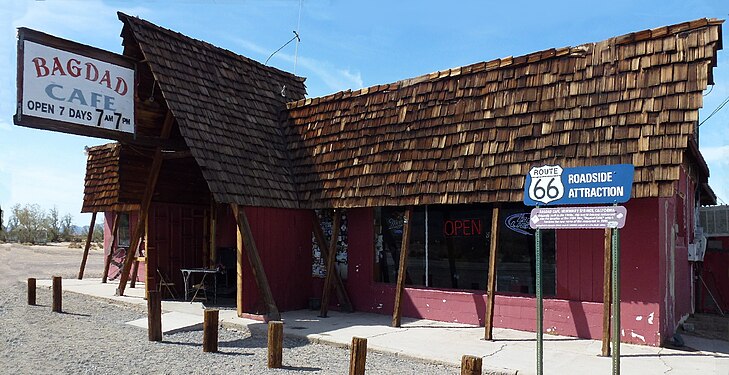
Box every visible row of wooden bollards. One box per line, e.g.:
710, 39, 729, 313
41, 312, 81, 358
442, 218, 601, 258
27, 277, 63, 313
27, 278, 484, 374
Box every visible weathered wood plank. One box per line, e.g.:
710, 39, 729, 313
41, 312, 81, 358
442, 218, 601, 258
77, 211, 97, 280
392, 207, 413, 327
484, 207, 500, 340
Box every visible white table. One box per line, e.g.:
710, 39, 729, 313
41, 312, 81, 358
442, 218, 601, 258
180, 268, 219, 303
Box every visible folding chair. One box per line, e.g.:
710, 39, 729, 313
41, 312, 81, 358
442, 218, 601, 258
191, 278, 208, 302
156, 269, 178, 300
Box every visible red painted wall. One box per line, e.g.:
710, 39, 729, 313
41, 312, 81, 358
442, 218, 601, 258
103, 211, 146, 283
148, 203, 206, 291
217, 206, 313, 313
343, 200, 669, 345
700, 236, 729, 312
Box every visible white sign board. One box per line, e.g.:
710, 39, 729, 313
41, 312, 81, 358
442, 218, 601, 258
19, 37, 135, 134
529, 206, 627, 229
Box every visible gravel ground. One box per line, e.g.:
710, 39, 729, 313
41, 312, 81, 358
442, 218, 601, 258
0, 244, 459, 374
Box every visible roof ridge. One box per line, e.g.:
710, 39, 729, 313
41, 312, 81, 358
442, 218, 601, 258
117, 12, 305, 84
288, 17, 723, 109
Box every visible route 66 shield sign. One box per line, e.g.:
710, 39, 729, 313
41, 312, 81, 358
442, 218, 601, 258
527, 165, 564, 204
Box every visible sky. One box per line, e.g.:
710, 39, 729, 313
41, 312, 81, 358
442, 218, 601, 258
1, 0, 728, 226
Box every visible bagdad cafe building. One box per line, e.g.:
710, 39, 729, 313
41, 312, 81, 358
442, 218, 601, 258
14, 13, 723, 348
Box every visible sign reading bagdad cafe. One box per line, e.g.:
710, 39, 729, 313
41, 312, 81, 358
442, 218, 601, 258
14, 28, 135, 139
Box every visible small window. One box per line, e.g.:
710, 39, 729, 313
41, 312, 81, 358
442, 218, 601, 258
117, 213, 130, 248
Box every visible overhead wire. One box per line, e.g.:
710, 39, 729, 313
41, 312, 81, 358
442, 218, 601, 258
699, 93, 729, 127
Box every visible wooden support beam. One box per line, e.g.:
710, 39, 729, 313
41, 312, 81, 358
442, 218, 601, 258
203, 207, 210, 268
130, 246, 141, 289
601, 228, 613, 357
209, 198, 217, 267
116, 111, 174, 297
312, 210, 353, 313
77, 211, 97, 280
102, 212, 120, 284
160, 149, 193, 160
320, 211, 342, 318
235, 205, 244, 317
130, 214, 148, 290
144, 216, 151, 299
232, 204, 280, 321
392, 207, 413, 328
484, 207, 500, 340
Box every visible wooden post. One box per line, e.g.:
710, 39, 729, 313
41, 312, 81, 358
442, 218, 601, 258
320, 211, 342, 318
209, 198, 217, 267
117, 111, 174, 297
349, 337, 368, 375
601, 228, 613, 357
147, 290, 162, 341
203, 309, 219, 353
144, 217, 152, 299
77, 211, 97, 279
102, 212, 120, 283
461, 355, 483, 375
130, 245, 141, 289
235, 205, 244, 317
267, 321, 284, 368
392, 207, 413, 327
312, 210, 353, 313
52, 276, 62, 313
27, 278, 36, 305
484, 207, 500, 340
232, 204, 281, 321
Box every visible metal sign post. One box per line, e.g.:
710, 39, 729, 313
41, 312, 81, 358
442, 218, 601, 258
612, 227, 621, 374
535, 227, 543, 375
523, 163, 634, 375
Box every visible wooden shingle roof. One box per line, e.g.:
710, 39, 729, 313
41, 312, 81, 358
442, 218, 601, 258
82, 143, 140, 213
118, 12, 307, 209
286, 19, 724, 208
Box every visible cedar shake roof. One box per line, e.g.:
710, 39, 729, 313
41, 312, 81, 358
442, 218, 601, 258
286, 18, 724, 208
117, 12, 307, 209
82, 143, 140, 213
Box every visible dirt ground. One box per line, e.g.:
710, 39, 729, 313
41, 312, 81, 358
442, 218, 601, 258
0, 242, 106, 286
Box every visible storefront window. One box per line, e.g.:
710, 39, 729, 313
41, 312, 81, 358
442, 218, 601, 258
374, 204, 555, 295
